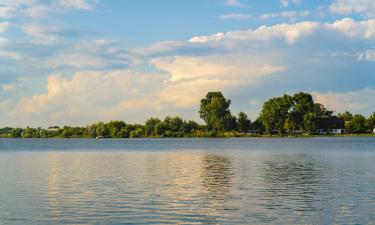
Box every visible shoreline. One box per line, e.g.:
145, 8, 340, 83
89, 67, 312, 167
0, 134, 374, 139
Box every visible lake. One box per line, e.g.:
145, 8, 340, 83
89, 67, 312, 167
0, 137, 374, 224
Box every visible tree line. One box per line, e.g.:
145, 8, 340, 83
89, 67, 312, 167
0, 91, 374, 138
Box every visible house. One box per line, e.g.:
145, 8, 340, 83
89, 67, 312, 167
47, 126, 60, 132
316, 117, 345, 134
373, 128, 375, 134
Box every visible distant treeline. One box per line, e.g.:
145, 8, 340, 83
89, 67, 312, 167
0, 92, 374, 138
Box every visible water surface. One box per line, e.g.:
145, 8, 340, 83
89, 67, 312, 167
0, 137, 374, 224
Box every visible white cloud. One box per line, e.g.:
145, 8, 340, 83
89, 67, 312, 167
281, 0, 301, 8
224, 0, 247, 8
13, 70, 165, 125
330, 0, 375, 18
3, 17, 375, 126
219, 13, 252, 20
313, 88, 375, 115
190, 21, 319, 45
0, 22, 10, 33
21, 23, 62, 45
152, 54, 285, 108
0, 7, 17, 18
327, 18, 375, 39
189, 18, 375, 45
260, 11, 310, 22
56, 0, 95, 10
0, 0, 97, 19
0, 51, 24, 61
358, 50, 375, 62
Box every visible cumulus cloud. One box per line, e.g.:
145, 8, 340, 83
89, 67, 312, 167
2, 17, 375, 126
13, 70, 165, 125
330, 0, 375, 18
313, 88, 375, 115
152, 55, 284, 108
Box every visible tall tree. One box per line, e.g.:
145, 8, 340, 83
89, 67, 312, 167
338, 111, 354, 121
346, 114, 367, 133
289, 92, 315, 132
260, 94, 293, 135
366, 112, 375, 131
237, 112, 251, 133
144, 117, 161, 136
199, 92, 232, 131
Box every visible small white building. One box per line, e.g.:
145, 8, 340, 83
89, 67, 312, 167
330, 129, 346, 134
373, 128, 375, 134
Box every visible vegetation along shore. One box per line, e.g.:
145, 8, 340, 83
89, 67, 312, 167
1, 92, 374, 138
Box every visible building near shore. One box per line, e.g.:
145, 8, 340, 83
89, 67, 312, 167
316, 117, 346, 134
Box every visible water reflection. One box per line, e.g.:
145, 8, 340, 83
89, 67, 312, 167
261, 155, 319, 213
201, 154, 233, 195
0, 138, 374, 224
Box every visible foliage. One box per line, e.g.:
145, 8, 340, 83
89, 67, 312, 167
237, 112, 251, 133
0, 91, 372, 138
199, 92, 233, 131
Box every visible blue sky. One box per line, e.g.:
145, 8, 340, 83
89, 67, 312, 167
0, 0, 375, 127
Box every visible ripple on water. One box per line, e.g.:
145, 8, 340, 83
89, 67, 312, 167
0, 138, 374, 224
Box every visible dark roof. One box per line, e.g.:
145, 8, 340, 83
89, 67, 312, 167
316, 117, 345, 129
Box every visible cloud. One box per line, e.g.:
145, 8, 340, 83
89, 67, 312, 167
330, 0, 375, 18
327, 18, 375, 39
2, 17, 375, 126
152, 54, 285, 108
13, 70, 165, 126
189, 18, 375, 45
260, 11, 310, 22
189, 21, 319, 45
0, 0, 98, 19
358, 50, 375, 62
21, 23, 63, 45
0, 51, 24, 61
0, 7, 17, 18
0, 22, 10, 33
223, 0, 247, 8
56, 0, 95, 10
313, 88, 375, 115
281, 0, 301, 8
44, 39, 131, 69
219, 13, 252, 20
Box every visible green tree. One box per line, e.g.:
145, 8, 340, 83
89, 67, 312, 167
199, 92, 232, 131
260, 94, 293, 135
288, 92, 315, 132
182, 120, 199, 134
96, 122, 109, 137
338, 111, 353, 121
346, 114, 367, 133
107, 121, 126, 138
144, 118, 161, 136
366, 112, 375, 131
314, 103, 333, 118
237, 112, 251, 133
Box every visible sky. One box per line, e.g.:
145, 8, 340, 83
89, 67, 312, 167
0, 0, 375, 127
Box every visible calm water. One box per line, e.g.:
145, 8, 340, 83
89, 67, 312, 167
0, 138, 374, 224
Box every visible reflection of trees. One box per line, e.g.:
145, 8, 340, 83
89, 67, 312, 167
201, 154, 233, 201
262, 155, 319, 212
